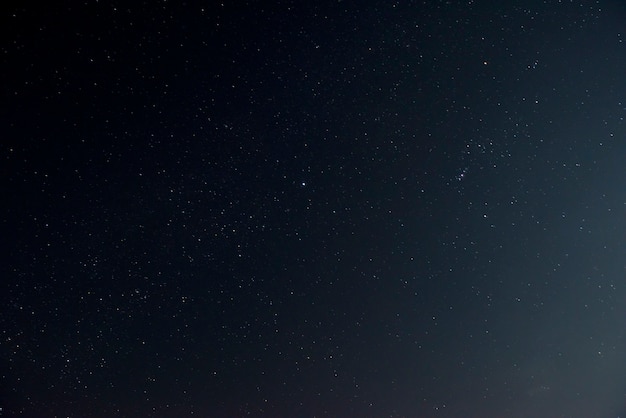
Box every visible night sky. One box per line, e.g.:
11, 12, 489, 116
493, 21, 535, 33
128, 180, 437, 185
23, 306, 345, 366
2, 1, 626, 417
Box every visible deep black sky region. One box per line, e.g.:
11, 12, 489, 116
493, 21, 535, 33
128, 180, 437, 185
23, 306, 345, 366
2, 1, 626, 417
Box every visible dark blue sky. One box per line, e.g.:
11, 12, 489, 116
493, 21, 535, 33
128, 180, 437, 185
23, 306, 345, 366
2, 1, 626, 417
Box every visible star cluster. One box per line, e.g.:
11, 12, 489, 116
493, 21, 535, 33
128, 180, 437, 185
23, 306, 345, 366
2, 1, 626, 417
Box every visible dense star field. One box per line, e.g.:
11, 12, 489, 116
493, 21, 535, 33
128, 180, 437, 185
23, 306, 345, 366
2, 1, 626, 417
